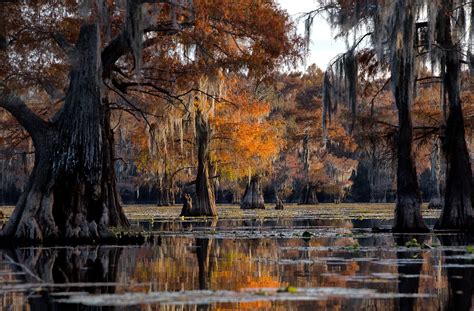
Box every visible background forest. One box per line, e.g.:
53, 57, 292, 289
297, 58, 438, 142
0, 0, 473, 211
2, 62, 473, 207
2, 1, 474, 309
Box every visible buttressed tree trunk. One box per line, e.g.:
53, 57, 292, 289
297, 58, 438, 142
0, 24, 129, 243
390, 0, 428, 233
299, 183, 319, 205
193, 108, 217, 216
435, 0, 474, 230
241, 175, 265, 209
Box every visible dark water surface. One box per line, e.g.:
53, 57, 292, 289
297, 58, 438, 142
1, 204, 473, 310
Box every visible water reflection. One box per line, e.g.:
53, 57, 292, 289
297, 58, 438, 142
1, 217, 474, 310
440, 235, 474, 311
1, 247, 122, 310
394, 235, 427, 311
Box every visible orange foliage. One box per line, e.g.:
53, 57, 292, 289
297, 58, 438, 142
212, 77, 284, 180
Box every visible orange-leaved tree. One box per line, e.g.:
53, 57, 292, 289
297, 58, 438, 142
0, 0, 300, 241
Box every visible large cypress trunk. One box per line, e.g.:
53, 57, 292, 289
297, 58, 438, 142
0, 120, 57, 241
191, 109, 217, 216
435, 0, 474, 230
391, 0, 428, 233
53, 24, 129, 238
240, 175, 265, 209
438, 104, 474, 229
0, 24, 129, 243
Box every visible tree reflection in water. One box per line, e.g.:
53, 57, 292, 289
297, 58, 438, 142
2, 246, 122, 310
2, 217, 474, 310
394, 234, 427, 311
440, 235, 474, 311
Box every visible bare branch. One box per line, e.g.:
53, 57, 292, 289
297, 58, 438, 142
51, 33, 75, 58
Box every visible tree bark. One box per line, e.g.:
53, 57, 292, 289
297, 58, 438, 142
391, 0, 428, 233
240, 175, 265, 209
0, 118, 57, 241
193, 108, 217, 216
0, 24, 129, 243
435, 0, 474, 230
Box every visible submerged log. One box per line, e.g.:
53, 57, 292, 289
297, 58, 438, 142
240, 176, 265, 209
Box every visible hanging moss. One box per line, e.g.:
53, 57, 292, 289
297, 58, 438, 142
344, 50, 357, 132
322, 49, 357, 134
304, 15, 315, 54
469, 2, 474, 73
322, 70, 332, 135
126, 0, 146, 75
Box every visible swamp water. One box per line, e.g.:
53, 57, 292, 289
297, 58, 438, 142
0, 204, 473, 310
